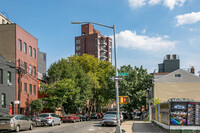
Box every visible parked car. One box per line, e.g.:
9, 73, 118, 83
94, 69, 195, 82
62, 114, 80, 123
122, 112, 130, 120
82, 113, 90, 121
36, 113, 61, 126
106, 111, 124, 123
0, 115, 33, 132
102, 114, 117, 126
97, 112, 103, 118
91, 113, 99, 119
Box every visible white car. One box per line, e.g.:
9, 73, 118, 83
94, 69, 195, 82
105, 111, 123, 123
36, 113, 61, 126
102, 114, 117, 126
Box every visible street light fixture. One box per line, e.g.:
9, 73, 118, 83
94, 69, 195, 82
71, 21, 121, 133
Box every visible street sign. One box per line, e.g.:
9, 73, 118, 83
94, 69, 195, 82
118, 73, 129, 76
110, 76, 123, 81
14, 100, 20, 104
119, 96, 130, 104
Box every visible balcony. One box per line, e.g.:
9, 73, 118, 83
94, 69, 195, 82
100, 47, 107, 52
100, 40, 107, 46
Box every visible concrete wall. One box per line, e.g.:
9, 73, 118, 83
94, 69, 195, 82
0, 55, 15, 115
154, 82, 200, 102
38, 50, 46, 80
0, 24, 16, 62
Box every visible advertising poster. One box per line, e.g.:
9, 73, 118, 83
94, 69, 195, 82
170, 102, 187, 126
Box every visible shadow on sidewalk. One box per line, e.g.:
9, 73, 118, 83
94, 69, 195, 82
132, 121, 168, 133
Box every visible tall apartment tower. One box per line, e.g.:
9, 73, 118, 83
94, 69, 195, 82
75, 24, 112, 62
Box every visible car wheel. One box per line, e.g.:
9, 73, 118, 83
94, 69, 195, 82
58, 120, 61, 125
29, 124, 33, 130
15, 125, 20, 132
51, 121, 54, 126
102, 124, 104, 127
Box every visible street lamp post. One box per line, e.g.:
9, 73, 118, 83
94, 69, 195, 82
71, 21, 121, 132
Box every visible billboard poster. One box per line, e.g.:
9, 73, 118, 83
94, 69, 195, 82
170, 102, 187, 126
187, 102, 200, 126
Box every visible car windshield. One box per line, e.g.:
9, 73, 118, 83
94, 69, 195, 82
104, 114, 116, 118
38, 114, 49, 117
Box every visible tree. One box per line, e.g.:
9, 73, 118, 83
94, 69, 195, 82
30, 99, 44, 115
41, 79, 77, 112
118, 65, 153, 112
42, 54, 114, 113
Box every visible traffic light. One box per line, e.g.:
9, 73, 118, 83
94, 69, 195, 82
119, 96, 130, 104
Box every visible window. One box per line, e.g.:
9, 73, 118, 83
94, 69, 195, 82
76, 46, 81, 51
175, 74, 181, 77
24, 43, 27, 54
29, 84, 32, 94
43, 54, 46, 61
24, 62, 27, 73
33, 48, 36, 58
24, 83, 27, 94
33, 85, 36, 95
2, 19, 5, 24
7, 71, 11, 83
76, 39, 81, 44
1, 93, 6, 108
29, 46, 32, 56
33, 67, 36, 76
0, 69, 3, 84
29, 65, 32, 75
19, 40, 22, 51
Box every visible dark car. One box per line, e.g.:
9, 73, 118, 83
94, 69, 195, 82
91, 113, 98, 119
82, 113, 90, 121
122, 112, 130, 120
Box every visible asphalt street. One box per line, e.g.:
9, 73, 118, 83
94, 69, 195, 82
12, 120, 115, 133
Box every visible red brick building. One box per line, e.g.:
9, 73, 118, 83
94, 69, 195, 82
75, 24, 112, 62
0, 24, 38, 115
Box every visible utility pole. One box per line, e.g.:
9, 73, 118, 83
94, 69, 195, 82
17, 59, 23, 114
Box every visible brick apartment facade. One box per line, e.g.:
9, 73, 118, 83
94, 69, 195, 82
75, 24, 112, 62
0, 24, 38, 115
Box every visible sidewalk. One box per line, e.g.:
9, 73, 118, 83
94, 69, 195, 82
120, 120, 168, 133
121, 120, 134, 133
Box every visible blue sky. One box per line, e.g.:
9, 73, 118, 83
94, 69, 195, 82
1, 0, 200, 74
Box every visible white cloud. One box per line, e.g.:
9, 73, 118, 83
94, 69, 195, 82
163, 0, 186, 10
113, 30, 176, 51
128, 0, 146, 8
149, 0, 161, 5
128, 0, 187, 9
175, 12, 200, 26
142, 29, 146, 33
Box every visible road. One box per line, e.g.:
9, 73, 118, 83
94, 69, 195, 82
18, 120, 115, 133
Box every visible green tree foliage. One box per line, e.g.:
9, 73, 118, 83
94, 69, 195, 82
41, 79, 77, 112
42, 54, 114, 113
118, 65, 152, 112
30, 99, 44, 114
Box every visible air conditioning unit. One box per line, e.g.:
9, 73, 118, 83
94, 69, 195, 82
8, 82, 12, 86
